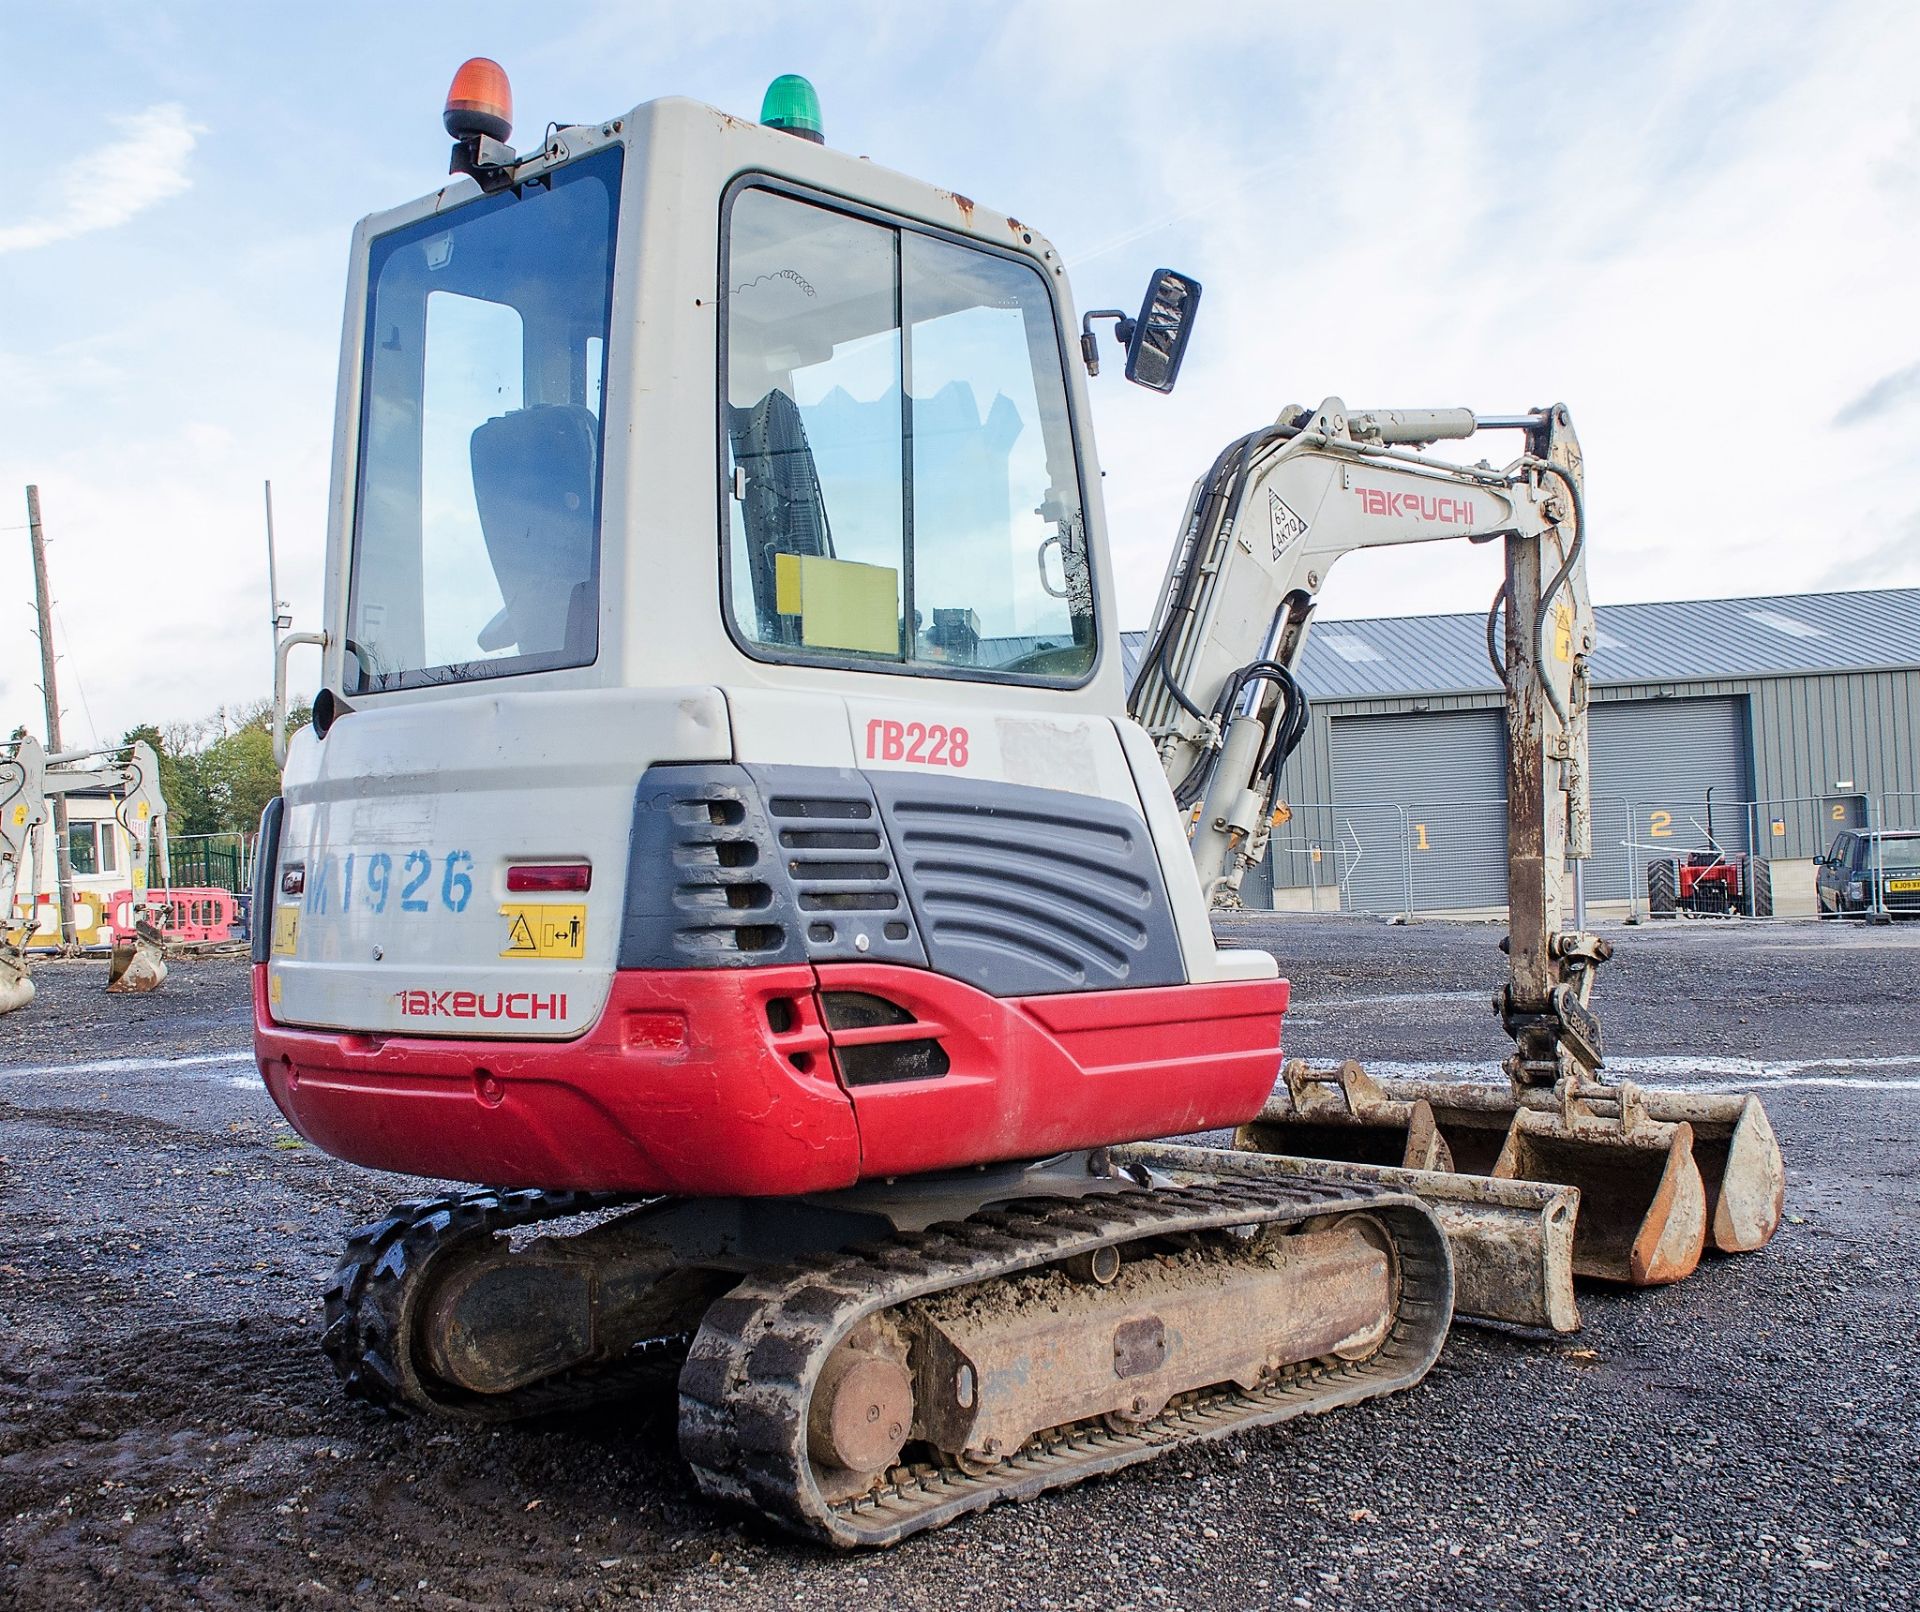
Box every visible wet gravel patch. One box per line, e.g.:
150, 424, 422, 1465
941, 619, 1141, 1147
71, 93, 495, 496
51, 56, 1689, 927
1, 923, 1915, 1609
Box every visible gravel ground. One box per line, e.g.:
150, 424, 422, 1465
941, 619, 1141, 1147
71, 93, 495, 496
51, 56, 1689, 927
1, 918, 1915, 1610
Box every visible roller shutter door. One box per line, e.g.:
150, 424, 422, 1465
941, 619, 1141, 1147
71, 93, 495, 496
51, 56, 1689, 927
1585, 696, 1753, 899
1330, 710, 1507, 912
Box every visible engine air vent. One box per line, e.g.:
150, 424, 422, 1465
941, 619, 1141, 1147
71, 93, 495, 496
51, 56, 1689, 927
868, 772, 1186, 997
621, 764, 929, 971
748, 766, 925, 967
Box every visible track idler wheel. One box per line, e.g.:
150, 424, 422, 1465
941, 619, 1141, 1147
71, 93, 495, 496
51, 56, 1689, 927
807, 1321, 915, 1498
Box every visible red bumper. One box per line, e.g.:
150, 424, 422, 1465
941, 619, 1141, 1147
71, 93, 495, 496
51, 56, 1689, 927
253, 963, 1288, 1196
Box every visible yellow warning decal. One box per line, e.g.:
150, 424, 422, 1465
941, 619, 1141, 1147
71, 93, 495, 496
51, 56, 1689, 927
1553, 602, 1574, 662
500, 903, 587, 960
8, 803, 25, 828
269, 972, 284, 1007
271, 906, 300, 957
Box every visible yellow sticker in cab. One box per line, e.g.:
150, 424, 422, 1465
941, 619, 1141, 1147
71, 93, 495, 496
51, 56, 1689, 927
271, 906, 300, 956
500, 903, 587, 960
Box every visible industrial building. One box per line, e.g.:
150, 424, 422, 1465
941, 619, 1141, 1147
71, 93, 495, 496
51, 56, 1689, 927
1121, 587, 1920, 917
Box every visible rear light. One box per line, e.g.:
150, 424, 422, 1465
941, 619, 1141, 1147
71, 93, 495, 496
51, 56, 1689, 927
507, 863, 591, 894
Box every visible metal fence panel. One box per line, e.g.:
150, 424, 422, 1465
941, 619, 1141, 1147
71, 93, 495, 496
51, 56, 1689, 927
1263, 791, 1916, 922
1401, 796, 1508, 911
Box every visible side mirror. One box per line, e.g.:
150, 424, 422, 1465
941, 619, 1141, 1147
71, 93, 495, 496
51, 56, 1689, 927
1124, 268, 1201, 393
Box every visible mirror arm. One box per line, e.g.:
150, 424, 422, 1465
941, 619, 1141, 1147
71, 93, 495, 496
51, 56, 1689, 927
273, 632, 329, 768
1077, 309, 1135, 376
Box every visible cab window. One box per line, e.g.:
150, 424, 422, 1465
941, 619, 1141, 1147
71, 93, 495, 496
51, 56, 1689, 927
346, 146, 621, 692
721, 184, 1094, 681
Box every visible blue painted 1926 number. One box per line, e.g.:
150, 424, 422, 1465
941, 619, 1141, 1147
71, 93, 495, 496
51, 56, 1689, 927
306, 849, 473, 916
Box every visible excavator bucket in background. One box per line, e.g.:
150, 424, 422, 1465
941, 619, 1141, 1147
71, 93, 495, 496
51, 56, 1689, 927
0, 942, 32, 1015
105, 921, 169, 995
1244, 1060, 1784, 1291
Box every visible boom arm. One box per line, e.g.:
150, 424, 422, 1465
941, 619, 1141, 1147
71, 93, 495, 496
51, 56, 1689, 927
1129, 397, 1601, 1090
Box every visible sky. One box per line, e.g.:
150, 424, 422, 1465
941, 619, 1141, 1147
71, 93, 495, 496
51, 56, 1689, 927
2, 0, 1917, 744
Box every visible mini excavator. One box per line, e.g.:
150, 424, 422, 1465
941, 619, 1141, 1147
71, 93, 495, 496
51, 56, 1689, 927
1, 735, 172, 1011
253, 64, 1783, 1546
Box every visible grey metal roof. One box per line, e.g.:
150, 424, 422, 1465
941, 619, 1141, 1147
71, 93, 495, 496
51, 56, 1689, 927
1119, 587, 1920, 702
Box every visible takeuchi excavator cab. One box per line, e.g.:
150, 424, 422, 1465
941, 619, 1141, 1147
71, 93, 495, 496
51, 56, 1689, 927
257, 91, 1281, 1198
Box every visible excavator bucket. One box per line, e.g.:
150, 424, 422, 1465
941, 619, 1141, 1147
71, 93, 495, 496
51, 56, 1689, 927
0, 943, 32, 1015
1491, 1104, 1703, 1285
1246, 1060, 1783, 1289
105, 922, 169, 995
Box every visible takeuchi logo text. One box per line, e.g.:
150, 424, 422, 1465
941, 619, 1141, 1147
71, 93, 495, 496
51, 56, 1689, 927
1352, 486, 1475, 524
394, 989, 568, 1021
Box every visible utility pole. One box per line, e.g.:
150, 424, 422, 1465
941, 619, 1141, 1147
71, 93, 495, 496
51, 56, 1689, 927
265, 478, 291, 654
26, 485, 76, 947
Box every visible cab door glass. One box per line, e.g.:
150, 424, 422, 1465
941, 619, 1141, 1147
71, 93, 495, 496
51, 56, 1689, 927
725, 196, 904, 657
902, 231, 1091, 673
723, 185, 1093, 681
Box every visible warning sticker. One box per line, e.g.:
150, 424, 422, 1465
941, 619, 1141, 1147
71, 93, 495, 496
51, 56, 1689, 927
8, 803, 25, 828
1268, 490, 1308, 560
271, 906, 299, 957
500, 903, 588, 960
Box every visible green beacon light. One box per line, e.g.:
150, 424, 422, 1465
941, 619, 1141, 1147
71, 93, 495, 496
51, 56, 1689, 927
760, 74, 824, 143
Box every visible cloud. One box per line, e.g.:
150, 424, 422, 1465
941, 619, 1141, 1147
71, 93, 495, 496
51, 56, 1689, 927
1834, 361, 1920, 428
1816, 508, 1920, 591
0, 104, 200, 255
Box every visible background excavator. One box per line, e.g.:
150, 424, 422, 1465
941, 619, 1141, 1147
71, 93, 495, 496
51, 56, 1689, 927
1, 735, 172, 1012
251, 63, 1783, 1547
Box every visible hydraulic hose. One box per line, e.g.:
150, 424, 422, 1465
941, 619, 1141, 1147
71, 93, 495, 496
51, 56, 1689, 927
1128, 419, 1299, 726
1532, 460, 1585, 727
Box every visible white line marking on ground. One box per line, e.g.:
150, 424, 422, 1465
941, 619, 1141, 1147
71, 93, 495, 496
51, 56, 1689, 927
0, 1050, 255, 1082
1308, 990, 1488, 1009
1352, 1055, 1920, 1094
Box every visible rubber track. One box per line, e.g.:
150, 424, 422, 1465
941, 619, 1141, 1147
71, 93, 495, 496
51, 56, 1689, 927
677, 1174, 1452, 1548
321, 1186, 650, 1419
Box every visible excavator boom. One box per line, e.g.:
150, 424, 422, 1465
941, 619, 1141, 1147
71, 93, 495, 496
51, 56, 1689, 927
1131, 398, 1783, 1292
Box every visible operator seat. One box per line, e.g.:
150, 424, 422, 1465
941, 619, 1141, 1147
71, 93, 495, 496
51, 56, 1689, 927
727, 388, 834, 642
469, 403, 600, 659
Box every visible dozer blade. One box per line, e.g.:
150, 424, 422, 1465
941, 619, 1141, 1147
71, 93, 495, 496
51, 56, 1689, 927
1252, 1060, 1783, 1287
0, 944, 32, 1015
1202, 1138, 1582, 1333
105, 924, 168, 995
